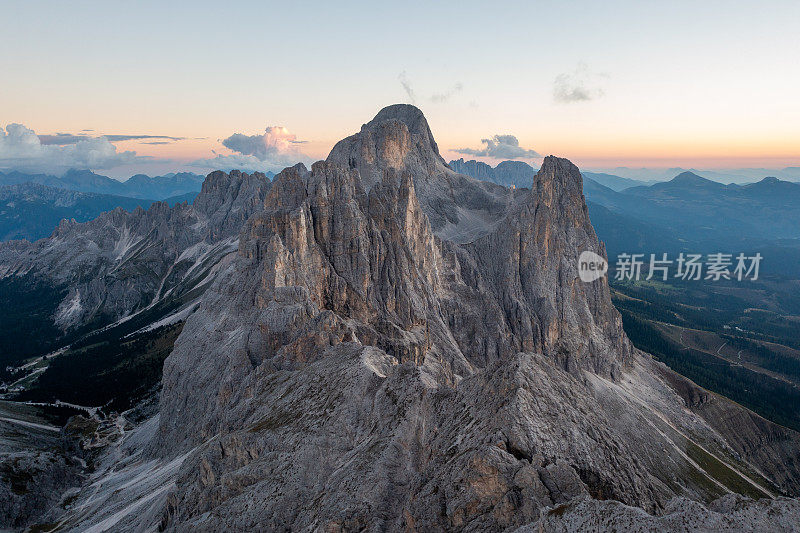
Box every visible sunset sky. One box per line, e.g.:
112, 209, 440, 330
2, 0, 798, 179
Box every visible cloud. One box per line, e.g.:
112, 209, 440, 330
38, 133, 185, 145
36, 133, 88, 145
1, 123, 138, 174
553, 62, 606, 103
398, 72, 464, 104
453, 135, 540, 160
190, 126, 308, 173
430, 82, 463, 103
220, 126, 305, 163
105, 134, 185, 143
398, 71, 417, 104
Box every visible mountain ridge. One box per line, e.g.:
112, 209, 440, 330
448, 157, 536, 189
0, 168, 246, 200
0, 182, 159, 241
0, 169, 272, 363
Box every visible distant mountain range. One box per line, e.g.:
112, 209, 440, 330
450, 158, 800, 188
0, 168, 279, 242
584, 171, 800, 243
0, 183, 200, 241
581, 171, 649, 191
449, 159, 649, 191
0, 169, 212, 200
450, 158, 800, 275
586, 166, 800, 184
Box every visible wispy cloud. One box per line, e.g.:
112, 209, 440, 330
1, 123, 138, 174
38, 133, 187, 145
398, 71, 417, 104
453, 134, 540, 160
553, 62, 607, 103
105, 134, 186, 143
398, 72, 464, 105
430, 82, 463, 103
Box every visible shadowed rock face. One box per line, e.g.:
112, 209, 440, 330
139, 105, 800, 531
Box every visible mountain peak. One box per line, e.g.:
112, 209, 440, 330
367, 103, 430, 135
531, 155, 586, 209
538, 155, 583, 187
669, 171, 715, 185
327, 104, 447, 190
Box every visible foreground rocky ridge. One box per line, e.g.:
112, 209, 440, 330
11, 105, 800, 531
517, 494, 800, 532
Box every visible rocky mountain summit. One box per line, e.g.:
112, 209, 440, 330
5, 105, 800, 531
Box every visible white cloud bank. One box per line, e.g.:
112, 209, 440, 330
0, 123, 138, 174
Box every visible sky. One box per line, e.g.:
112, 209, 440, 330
1, 0, 799, 180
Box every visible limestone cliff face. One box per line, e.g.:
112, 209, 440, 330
328, 104, 630, 373
147, 105, 800, 531
439, 156, 630, 375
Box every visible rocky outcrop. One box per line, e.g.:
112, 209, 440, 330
0, 403, 84, 530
